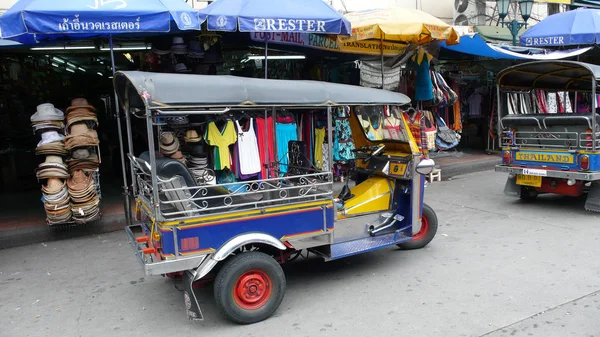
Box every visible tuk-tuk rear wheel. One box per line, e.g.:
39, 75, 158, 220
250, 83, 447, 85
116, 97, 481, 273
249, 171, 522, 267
214, 251, 286, 324
397, 204, 438, 250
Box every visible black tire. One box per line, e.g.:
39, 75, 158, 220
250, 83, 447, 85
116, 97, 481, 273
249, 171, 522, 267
214, 251, 286, 324
519, 186, 538, 201
397, 204, 438, 250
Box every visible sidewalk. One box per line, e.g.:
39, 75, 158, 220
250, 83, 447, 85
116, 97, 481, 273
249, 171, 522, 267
0, 151, 500, 250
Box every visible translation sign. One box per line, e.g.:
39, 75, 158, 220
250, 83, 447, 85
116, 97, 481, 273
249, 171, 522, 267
250, 32, 406, 57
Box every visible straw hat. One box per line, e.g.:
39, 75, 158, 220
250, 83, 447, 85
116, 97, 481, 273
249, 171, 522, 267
159, 132, 179, 155
65, 123, 99, 150
44, 155, 65, 165
66, 98, 97, 113
43, 178, 65, 194
68, 170, 92, 190
38, 131, 65, 147
31, 103, 64, 122
184, 129, 202, 143
170, 151, 186, 164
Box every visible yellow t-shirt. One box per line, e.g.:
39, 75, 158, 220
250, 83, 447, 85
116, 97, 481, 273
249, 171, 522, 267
205, 120, 237, 170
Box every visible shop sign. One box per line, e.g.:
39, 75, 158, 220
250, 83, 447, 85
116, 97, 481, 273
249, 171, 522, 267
58, 15, 141, 32
522, 36, 565, 47
250, 32, 406, 56
244, 18, 328, 33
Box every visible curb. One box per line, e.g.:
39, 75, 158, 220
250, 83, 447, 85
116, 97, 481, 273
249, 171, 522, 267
439, 158, 501, 179
0, 213, 126, 250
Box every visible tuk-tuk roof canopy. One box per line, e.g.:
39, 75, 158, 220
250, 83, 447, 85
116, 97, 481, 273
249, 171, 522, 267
497, 61, 600, 92
114, 71, 411, 110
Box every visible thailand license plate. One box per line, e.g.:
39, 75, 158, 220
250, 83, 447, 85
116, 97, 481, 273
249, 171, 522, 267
516, 174, 542, 187
389, 162, 407, 176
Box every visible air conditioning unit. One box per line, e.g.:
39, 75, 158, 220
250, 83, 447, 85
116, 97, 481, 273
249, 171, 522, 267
454, 0, 486, 26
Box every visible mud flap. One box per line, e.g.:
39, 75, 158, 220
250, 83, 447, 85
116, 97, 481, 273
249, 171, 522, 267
585, 182, 600, 212
182, 270, 204, 321
503, 176, 520, 197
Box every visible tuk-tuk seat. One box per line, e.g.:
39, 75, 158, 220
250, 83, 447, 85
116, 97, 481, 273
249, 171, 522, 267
501, 114, 547, 129
137, 152, 263, 217
543, 113, 600, 129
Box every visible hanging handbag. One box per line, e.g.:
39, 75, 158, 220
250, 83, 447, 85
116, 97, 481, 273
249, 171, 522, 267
421, 110, 437, 150
435, 114, 460, 144
437, 73, 458, 105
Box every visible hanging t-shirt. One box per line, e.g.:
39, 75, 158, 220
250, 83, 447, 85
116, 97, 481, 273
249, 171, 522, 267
276, 122, 298, 174
235, 119, 261, 175
468, 93, 483, 116
205, 120, 237, 170
314, 128, 326, 169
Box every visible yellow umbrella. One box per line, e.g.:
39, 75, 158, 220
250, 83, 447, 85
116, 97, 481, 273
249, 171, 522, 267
343, 7, 460, 45
342, 8, 459, 89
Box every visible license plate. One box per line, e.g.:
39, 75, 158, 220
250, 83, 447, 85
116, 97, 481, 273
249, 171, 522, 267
389, 162, 407, 176
516, 174, 542, 187
515, 152, 574, 164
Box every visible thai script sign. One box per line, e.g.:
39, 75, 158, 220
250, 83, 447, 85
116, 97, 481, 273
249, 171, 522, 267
58, 15, 141, 32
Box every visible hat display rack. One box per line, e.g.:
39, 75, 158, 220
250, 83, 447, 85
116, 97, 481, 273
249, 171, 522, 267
157, 119, 216, 186
31, 98, 103, 227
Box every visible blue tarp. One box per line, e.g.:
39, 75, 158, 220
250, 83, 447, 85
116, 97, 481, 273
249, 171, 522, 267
0, 0, 201, 43
440, 34, 524, 59
198, 0, 351, 34
520, 8, 600, 47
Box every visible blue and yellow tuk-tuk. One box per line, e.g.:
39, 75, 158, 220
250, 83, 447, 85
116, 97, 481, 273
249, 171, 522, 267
495, 61, 600, 211
114, 71, 438, 324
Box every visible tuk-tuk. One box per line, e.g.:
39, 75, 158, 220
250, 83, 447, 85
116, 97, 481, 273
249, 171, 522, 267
114, 71, 438, 324
495, 61, 600, 211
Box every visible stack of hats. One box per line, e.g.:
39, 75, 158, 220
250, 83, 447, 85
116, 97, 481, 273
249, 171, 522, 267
65, 98, 98, 127
160, 132, 180, 155
67, 170, 100, 223
36, 155, 69, 179
42, 178, 72, 224
31, 103, 65, 134
31, 104, 67, 156
187, 143, 213, 184
171, 36, 187, 55
187, 39, 205, 59
64, 98, 100, 173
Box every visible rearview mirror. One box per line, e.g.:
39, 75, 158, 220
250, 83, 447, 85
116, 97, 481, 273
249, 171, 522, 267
415, 159, 436, 175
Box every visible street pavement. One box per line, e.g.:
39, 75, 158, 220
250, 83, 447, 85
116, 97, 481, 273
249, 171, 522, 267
1, 170, 600, 337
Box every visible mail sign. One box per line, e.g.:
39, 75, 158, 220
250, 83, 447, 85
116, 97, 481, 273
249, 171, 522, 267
515, 151, 574, 164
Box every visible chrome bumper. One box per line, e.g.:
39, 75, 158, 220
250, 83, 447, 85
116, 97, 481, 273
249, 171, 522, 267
495, 165, 600, 181
125, 224, 208, 276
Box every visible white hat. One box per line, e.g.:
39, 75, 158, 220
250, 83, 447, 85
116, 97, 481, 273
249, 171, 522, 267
172, 36, 185, 45
31, 103, 64, 122
38, 130, 65, 147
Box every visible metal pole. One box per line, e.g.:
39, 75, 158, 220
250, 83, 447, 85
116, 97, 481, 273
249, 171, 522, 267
264, 36, 269, 79
110, 34, 132, 223
123, 86, 137, 195
145, 106, 161, 222
326, 107, 334, 173
380, 37, 384, 89
593, 78, 597, 151
497, 85, 502, 149
272, 107, 278, 174
264, 109, 269, 179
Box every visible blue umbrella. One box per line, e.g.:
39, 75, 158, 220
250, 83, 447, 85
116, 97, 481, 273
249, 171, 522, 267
0, 0, 201, 43
520, 8, 600, 47
198, 0, 350, 34
0, 0, 202, 216
198, 0, 351, 77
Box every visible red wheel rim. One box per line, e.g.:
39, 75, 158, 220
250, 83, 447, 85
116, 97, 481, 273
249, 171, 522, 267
413, 215, 429, 241
233, 270, 272, 310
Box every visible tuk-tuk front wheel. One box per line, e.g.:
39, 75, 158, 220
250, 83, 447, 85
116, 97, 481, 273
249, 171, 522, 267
214, 251, 286, 324
397, 204, 438, 250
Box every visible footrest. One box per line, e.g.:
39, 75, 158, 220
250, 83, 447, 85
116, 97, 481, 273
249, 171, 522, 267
329, 232, 411, 260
